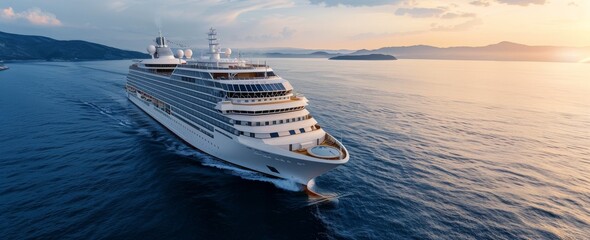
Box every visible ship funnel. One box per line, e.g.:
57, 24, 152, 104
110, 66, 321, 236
156, 36, 167, 47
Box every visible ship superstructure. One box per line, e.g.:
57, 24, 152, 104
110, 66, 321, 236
125, 28, 349, 185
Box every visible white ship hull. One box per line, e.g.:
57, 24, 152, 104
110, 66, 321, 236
127, 92, 347, 185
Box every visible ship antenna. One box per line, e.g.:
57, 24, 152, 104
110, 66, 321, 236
208, 27, 220, 62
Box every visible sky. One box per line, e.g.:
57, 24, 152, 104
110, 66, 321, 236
0, 0, 589, 51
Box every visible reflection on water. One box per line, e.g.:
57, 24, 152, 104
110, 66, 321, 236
0, 59, 589, 239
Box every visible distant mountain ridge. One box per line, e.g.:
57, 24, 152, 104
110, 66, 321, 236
263, 51, 340, 58
0, 31, 148, 61
351, 41, 590, 63
330, 54, 396, 60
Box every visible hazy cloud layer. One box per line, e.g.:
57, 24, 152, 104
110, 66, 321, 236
431, 18, 483, 31
395, 7, 476, 19
496, 0, 546, 6
309, 0, 402, 7
441, 12, 477, 19
0, 7, 62, 26
0, 0, 586, 50
395, 7, 446, 18
470, 0, 491, 7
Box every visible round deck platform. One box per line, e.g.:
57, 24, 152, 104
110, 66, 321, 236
307, 145, 341, 159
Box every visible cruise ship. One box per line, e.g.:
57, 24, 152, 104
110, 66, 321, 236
125, 28, 349, 185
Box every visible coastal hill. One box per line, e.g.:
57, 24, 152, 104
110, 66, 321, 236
257, 42, 590, 63
264, 51, 340, 58
352, 42, 590, 63
330, 54, 396, 60
0, 31, 148, 61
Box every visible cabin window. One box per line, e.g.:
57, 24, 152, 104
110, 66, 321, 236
300, 128, 306, 133
289, 130, 296, 135
270, 132, 279, 138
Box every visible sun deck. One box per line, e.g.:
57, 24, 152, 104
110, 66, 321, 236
293, 134, 347, 160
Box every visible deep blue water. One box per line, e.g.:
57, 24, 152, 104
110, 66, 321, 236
1, 59, 589, 239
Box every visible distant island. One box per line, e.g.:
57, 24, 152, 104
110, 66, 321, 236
264, 51, 340, 58
0, 31, 148, 61
329, 54, 396, 61
352, 42, 590, 63
3, 29, 589, 63
256, 42, 590, 63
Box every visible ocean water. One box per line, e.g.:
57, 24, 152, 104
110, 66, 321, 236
1, 59, 589, 239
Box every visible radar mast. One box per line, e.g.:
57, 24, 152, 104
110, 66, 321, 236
208, 28, 220, 61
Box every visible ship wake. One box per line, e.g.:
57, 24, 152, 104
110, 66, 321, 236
165, 141, 302, 192
82, 101, 132, 127
305, 179, 350, 205
201, 157, 302, 192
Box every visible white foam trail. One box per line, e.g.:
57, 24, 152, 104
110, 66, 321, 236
162, 138, 201, 157
305, 178, 350, 205
153, 124, 303, 192
83, 101, 132, 127
201, 157, 302, 192
136, 128, 150, 136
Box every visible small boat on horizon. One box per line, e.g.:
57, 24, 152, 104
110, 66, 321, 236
0, 61, 8, 71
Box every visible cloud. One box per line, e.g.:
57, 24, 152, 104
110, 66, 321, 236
350, 30, 427, 41
395, 7, 446, 18
108, 1, 130, 12
441, 12, 477, 19
309, 0, 403, 7
158, 0, 294, 25
2, 7, 16, 18
0, 7, 62, 26
470, 0, 490, 7
236, 26, 297, 42
431, 18, 483, 31
495, 0, 546, 6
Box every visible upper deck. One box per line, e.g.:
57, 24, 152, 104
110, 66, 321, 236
132, 28, 281, 81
